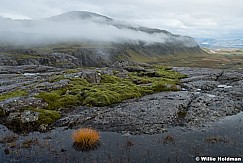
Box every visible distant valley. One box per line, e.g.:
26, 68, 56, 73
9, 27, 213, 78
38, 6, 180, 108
196, 38, 243, 48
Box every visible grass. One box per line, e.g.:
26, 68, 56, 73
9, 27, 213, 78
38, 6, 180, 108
72, 128, 100, 151
3, 44, 241, 70
34, 42, 113, 53
152, 48, 243, 69
0, 90, 28, 102
163, 135, 175, 144
205, 136, 231, 145
36, 66, 185, 108
1, 52, 42, 59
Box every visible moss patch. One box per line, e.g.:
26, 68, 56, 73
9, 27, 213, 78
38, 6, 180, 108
0, 90, 28, 102
36, 89, 69, 110
36, 66, 186, 108
154, 66, 187, 79
27, 108, 61, 124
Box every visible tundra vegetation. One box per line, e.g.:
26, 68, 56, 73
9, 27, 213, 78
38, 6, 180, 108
0, 61, 185, 127
72, 128, 100, 151
36, 66, 186, 109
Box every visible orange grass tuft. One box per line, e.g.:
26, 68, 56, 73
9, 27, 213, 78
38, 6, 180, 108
72, 128, 100, 149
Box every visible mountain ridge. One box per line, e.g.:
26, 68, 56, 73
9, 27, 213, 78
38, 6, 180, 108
45, 11, 113, 22
0, 11, 197, 46
0, 11, 205, 67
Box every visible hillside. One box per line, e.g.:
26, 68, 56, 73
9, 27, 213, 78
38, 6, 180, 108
0, 11, 205, 67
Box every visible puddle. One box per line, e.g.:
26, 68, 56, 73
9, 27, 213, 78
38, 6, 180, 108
0, 112, 243, 163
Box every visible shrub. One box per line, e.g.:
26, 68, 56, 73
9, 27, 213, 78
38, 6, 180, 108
72, 128, 100, 151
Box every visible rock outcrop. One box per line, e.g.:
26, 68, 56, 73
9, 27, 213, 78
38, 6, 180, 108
1, 62, 242, 134
56, 67, 243, 134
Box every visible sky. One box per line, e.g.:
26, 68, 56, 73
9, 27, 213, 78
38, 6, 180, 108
0, 0, 243, 39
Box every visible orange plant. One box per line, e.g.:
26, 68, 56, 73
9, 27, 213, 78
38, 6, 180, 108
72, 128, 100, 149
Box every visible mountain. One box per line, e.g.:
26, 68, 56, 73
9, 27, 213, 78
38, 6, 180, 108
0, 11, 204, 67
47, 11, 113, 22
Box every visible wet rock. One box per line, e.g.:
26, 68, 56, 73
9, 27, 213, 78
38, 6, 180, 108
123, 66, 146, 72
0, 97, 48, 115
57, 67, 243, 134
0, 65, 62, 74
2, 109, 55, 133
33, 79, 70, 93
20, 111, 40, 123
0, 64, 243, 135
8, 110, 39, 123
173, 67, 243, 127
217, 71, 243, 84
182, 81, 219, 91
64, 69, 101, 83
39, 124, 48, 131
68, 91, 193, 134
8, 109, 59, 132
111, 61, 134, 69
80, 70, 101, 83
99, 68, 114, 76
2, 110, 42, 132
4, 148, 10, 155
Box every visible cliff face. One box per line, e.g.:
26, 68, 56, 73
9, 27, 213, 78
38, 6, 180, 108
0, 11, 204, 67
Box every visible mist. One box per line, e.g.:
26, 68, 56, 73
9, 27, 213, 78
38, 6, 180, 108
0, 13, 198, 47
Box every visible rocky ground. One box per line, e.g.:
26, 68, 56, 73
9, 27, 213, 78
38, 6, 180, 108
56, 67, 243, 134
0, 63, 243, 134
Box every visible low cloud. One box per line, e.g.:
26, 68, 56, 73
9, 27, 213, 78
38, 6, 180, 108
0, 0, 243, 38
0, 15, 198, 47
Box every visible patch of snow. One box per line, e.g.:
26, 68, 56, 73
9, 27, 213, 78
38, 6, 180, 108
217, 85, 232, 88
206, 94, 216, 98
23, 73, 38, 76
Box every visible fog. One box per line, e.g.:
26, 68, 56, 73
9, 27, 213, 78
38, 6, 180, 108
0, 14, 198, 47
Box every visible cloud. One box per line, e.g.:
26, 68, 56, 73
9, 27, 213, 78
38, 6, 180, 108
0, 0, 242, 38
0, 14, 198, 47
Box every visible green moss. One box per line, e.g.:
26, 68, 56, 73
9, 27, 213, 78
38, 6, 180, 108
151, 81, 167, 92
17, 54, 42, 59
64, 69, 81, 74
151, 78, 180, 92
82, 81, 142, 106
70, 78, 90, 86
154, 66, 187, 79
27, 108, 61, 124
56, 94, 80, 108
83, 90, 112, 106
128, 73, 152, 84
36, 92, 62, 110
101, 75, 122, 83
0, 90, 28, 102
5, 53, 42, 59
36, 66, 186, 108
